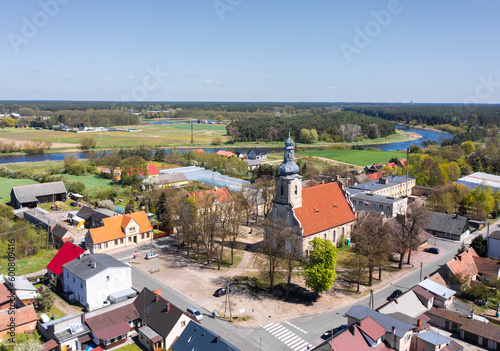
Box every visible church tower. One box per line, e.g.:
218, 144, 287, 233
271, 132, 302, 224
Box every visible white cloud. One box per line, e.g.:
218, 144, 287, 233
205, 80, 213, 84
327, 86, 335, 90
127, 75, 135, 79
215, 81, 222, 85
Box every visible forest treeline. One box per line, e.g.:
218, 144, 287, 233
226, 111, 395, 143
29, 109, 139, 128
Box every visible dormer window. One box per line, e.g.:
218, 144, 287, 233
129, 227, 136, 233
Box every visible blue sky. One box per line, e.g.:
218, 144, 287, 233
1, 0, 499, 103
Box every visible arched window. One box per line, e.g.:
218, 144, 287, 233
281, 183, 284, 196
295, 185, 297, 195
342, 227, 345, 235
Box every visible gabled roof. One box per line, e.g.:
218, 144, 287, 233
148, 165, 159, 176
0, 284, 10, 309
12, 181, 67, 203
418, 279, 455, 300
377, 290, 428, 318
157, 173, 188, 185
88, 211, 152, 244
358, 317, 386, 341
216, 150, 235, 157
412, 285, 434, 301
294, 182, 356, 237
446, 247, 479, 279
134, 288, 188, 339
172, 320, 239, 351
52, 225, 70, 240
188, 187, 232, 208
426, 212, 468, 236
62, 254, 129, 281
367, 172, 383, 181
329, 327, 373, 351
85, 302, 139, 340
473, 256, 500, 277
346, 305, 414, 338
416, 330, 451, 346
47, 242, 86, 276
0, 304, 36, 330
7, 276, 37, 292
488, 230, 500, 240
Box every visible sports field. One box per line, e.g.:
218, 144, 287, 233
298, 149, 405, 166
0, 177, 39, 203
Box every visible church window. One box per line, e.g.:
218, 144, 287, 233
295, 186, 297, 195
342, 227, 345, 235
333, 231, 336, 241
324, 233, 326, 239
281, 183, 284, 195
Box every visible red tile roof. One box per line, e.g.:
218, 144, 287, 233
0, 284, 11, 310
216, 150, 235, 157
294, 182, 356, 237
330, 327, 373, 351
446, 247, 482, 279
0, 304, 36, 331
473, 256, 500, 277
43, 339, 58, 351
46, 242, 86, 276
188, 187, 233, 208
367, 172, 383, 181
147, 164, 159, 176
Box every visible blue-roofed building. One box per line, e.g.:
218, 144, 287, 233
171, 321, 239, 351
113, 206, 125, 215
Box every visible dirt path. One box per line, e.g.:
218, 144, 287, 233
53, 297, 83, 316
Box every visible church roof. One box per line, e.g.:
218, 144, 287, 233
294, 182, 356, 237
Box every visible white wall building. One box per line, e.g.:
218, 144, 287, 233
62, 253, 132, 311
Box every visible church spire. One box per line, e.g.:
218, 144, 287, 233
278, 132, 300, 176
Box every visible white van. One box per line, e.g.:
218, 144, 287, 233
186, 307, 203, 321
145, 253, 159, 260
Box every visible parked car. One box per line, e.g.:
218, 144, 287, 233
426, 247, 440, 254
321, 325, 347, 340
145, 253, 159, 260
387, 289, 402, 301
70, 202, 78, 207
187, 307, 203, 321
214, 287, 231, 297
475, 299, 487, 307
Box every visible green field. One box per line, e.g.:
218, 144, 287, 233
0, 123, 229, 150
0, 177, 39, 203
298, 149, 405, 166
63, 174, 122, 190
2, 160, 64, 172
0, 249, 57, 276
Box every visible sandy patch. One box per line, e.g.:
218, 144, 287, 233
135, 226, 430, 327
0, 137, 77, 148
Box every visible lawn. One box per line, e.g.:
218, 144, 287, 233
298, 149, 406, 167
62, 174, 123, 190
2, 160, 64, 172
0, 177, 39, 203
0, 249, 57, 276
113, 344, 142, 351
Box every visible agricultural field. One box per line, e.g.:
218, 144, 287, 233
62, 174, 122, 190
0, 123, 229, 150
2, 160, 64, 172
298, 149, 405, 167
0, 177, 39, 204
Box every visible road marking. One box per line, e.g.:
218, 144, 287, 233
262, 323, 312, 350
284, 320, 308, 334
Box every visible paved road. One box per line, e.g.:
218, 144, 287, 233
107, 224, 495, 351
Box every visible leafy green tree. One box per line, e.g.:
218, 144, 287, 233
470, 234, 487, 257
461, 140, 475, 155
79, 136, 96, 150
303, 238, 337, 300
35, 286, 54, 313
120, 156, 147, 185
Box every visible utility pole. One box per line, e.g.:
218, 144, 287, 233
405, 147, 409, 197
227, 284, 233, 322
420, 262, 423, 282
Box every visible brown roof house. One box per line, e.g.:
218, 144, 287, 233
266, 136, 357, 256
0, 304, 37, 340
85, 211, 153, 254
436, 247, 500, 290
134, 288, 194, 351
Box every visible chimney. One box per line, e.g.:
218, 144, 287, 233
417, 319, 422, 327
91, 261, 96, 269
153, 289, 161, 295
155, 294, 160, 303
215, 335, 220, 343
391, 326, 396, 348
79, 254, 83, 259
166, 303, 170, 313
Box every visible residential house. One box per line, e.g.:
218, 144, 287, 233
62, 253, 133, 311
84, 299, 140, 350
426, 307, 500, 350
247, 149, 267, 160
187, 187, 233, 213
5, 276, 38, 306
244, 159, 261, 170
411, 186, 433, 197
113, 206, 125, 215
487, 230, 500, 259
68, 211, 85, 229
0, 304, 37, 340
76, 206, 113, 229
414, 330, 462, 351
216, 150, 236, 158
417, 279, 456, 308
426, 212, 469, 241
412, 285, 435, 311
38, 315, 92, 351
85, 211, 153, 254
10, 181, 67, 209
171, 320, 240, 351
134, 288, 194, 351
47, 242, 86, 279
156, 173, 189, 188
436, 247, 500, 288
0, 284, 11, 311
268, 137, 357, 256
22, 208, 58, 231
377, 289, 431, 323
351, 192, 407, 217
51, 224, 75, 248
348, 175, 416, 198
345, 305, 415, 351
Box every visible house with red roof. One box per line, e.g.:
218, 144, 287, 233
0, 304, 37, 339
0, 284, 11, 311
187, 187, 233, 212
216, 150, 236, 158
85, 211, 153, 253
47, 241, 86, 278
268, 136, 356, 256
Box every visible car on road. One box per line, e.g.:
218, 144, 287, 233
321, 325, 347, 340
214, 287, 231, 297
387, 289, 402, 301
425, 247, 440, 254
187, 307, 203, 321
145, 253, 159, 260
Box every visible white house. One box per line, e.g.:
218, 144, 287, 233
62, 253, 133, 311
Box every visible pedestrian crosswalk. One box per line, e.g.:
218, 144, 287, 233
262, 322, 312, 351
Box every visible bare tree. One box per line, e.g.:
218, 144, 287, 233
258, 218, 288, 294
339, 124, 361, 142
255, 176, 275, 217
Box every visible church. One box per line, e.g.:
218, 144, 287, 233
269, 134, 357, 256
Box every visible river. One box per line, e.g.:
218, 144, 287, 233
0, 128, 452, 164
